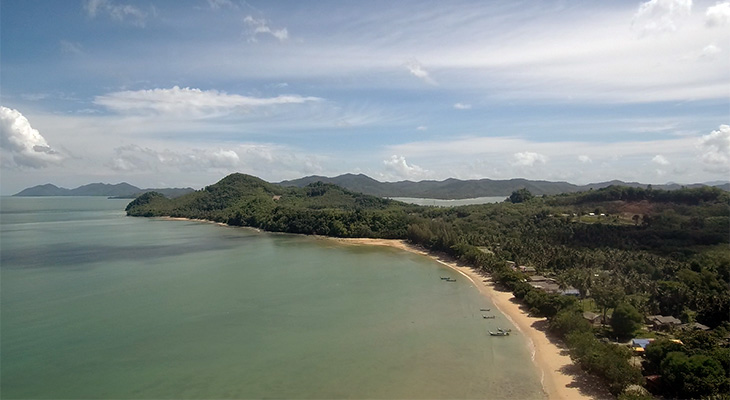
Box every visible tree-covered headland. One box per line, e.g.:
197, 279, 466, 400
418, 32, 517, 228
127, 173, 730, 398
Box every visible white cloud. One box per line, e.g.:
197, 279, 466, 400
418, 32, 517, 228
83, 0, 147, 26
383, 155, 427, 180
706, 2, 730, 26
0, 106, 63, 168
405, 59, 436, 85
107, 142, 324, 179
701, 43, 722, 57
698, 124, 730, 173
652, 154, 670, 165
513, 151, 548, 167
453, 103, 472, 110
632, 0, 692, 36
94, 86, 321, 116
244, 16, 288, 42
578, 155, 592, 163
416, 125, 428, 131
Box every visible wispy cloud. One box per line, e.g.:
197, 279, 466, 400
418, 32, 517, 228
94, 86, 321, 117
207, 0, 237, 10
453, 103, 471, 110
0, 106, 64, 168
60, 40, 84, 55
83, 0, 148, 26
405, 59, 436, 85
244, 15, 288, 42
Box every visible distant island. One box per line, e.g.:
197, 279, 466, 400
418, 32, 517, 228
127, 173, 730, 399
13, 183, 194, 199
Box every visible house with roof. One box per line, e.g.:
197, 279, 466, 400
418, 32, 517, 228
647, 315, 682, 331
680, 322, 710, 331
583, 311, 603, 326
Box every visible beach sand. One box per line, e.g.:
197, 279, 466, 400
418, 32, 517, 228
333, 238, 614, 400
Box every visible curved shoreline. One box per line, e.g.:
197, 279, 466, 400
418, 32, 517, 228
332, 238, 613, 400
155, 217, 611, 399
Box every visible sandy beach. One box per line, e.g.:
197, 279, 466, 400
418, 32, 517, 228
334, 238, 613, 400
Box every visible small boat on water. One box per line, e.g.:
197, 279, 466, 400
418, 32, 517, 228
445, 278, 456, 282
480, 308, 491, 311
489, 331, 509, 336
497, 328, 512, 333
482, 315, 496, 319
440, 277, 450, 280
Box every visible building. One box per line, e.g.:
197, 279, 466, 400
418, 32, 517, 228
583, 311, 602, 326
647, 315, 682, 331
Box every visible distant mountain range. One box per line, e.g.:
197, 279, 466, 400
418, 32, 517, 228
13, 183, 194, 198
278, 174, 730, 199
15, 175, 729, 200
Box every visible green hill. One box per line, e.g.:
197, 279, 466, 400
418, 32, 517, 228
126, 173, 412, 238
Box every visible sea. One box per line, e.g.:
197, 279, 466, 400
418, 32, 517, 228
0, 196, 544, 399
389, 197, 508, 207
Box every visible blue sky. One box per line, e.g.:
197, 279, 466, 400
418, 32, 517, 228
1, 0, 728, 194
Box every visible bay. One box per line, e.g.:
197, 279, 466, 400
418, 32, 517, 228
389, 197, 507, 207
0, 197, 544, 399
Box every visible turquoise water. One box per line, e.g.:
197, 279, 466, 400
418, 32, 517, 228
0, 197, 544, 399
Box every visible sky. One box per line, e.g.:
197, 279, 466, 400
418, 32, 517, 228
1, 0, 729, 195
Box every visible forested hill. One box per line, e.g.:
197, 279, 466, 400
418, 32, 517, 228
278, 174, 730, 199
14, 182, 194, 198
126, 173, 413, 237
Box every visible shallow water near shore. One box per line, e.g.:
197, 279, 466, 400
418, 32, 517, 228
1, 197, 544, 399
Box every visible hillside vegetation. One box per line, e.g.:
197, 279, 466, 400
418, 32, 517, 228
127, 173, 730, 399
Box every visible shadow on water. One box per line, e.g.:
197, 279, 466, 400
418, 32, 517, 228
0, 240, 238, 269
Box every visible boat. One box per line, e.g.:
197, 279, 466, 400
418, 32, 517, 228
497, 328, 512, 333
445, 278, 456, 282
440, 277, 450, 280
479, 308, 491, 311
489, 331, 509, 336
482, 315, 496, 319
